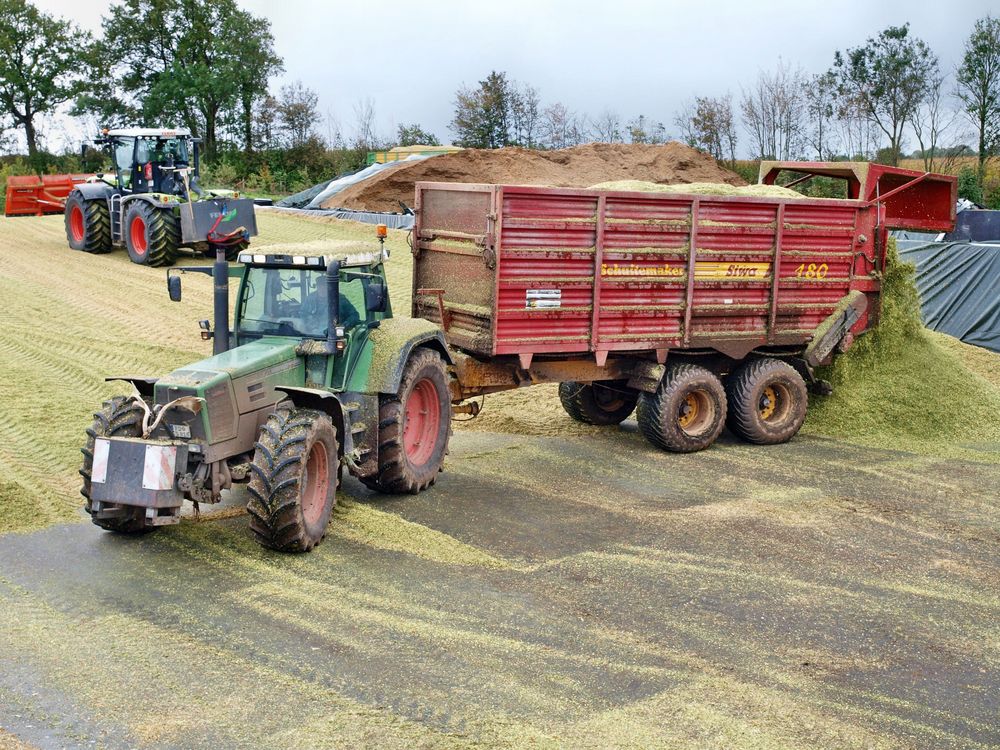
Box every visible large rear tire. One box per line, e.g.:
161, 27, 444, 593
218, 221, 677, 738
726, 358, 808, 445
360, 348, 451, 494
64, 191, 112, 253
80, 396, 155, 534
247, 408, 339, 552
124, 201, 180, 267
558, 380, 638, 425
637, 363, 727, 453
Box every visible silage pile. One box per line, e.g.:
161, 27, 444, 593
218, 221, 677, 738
324, 142, 746, 213
590, 180, 807, 199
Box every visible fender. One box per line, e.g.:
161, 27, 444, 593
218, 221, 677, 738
73, 182, 115, 201
273, 386, 348, 456
365, 317, 453, 395
105, 375, 158, 398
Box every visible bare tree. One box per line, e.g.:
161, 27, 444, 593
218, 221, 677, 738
626, 114, 667, 144
740, 61, 807, 160
352, 97, 380, 151
510, 83, 541, 147
542, 102, 588, 149
835, 92, 881, 159
911, 71, 959, 171
277, 81, 320, 148
805, 71, 839, 159
592, 109, 624, 143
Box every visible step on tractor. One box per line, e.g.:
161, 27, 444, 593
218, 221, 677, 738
82, 229, 453, 551
64, 128, 258, 267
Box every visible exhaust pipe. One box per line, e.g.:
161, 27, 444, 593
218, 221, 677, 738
326, 259, 341, 354
213, 246, 229, 355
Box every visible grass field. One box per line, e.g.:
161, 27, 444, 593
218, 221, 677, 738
0, 211, 998, 749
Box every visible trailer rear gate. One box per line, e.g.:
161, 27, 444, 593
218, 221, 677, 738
413, 184, 877, 365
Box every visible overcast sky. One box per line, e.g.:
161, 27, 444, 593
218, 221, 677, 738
31, 0, 1000, 152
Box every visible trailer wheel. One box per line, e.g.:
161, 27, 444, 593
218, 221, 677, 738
636, 363, 727, 453
247, 408, 339, 553
360, 348, 451, 495
79, 396, 155, 534
124, 201, 180, 267
558, 380, 638, 425
64, 191, 112, 253
726, 358, 807, 445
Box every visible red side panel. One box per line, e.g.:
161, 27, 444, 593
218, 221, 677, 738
413, 182, 883, 361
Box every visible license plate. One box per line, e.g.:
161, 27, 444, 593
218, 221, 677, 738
142, 445, 178, 491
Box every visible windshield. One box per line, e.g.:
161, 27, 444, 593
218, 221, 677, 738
137, 136, 189, 165
239, 267, 363, 338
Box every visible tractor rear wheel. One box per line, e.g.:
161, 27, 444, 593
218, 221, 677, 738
124, 201, 180, 267
558, 380, 638, 425
360, 348, 451, 494
247, 408, 339, 552
725, 358, 808, 445
64, 191, 112, 253
636, 363, 727, 453
79, 396, 155, 534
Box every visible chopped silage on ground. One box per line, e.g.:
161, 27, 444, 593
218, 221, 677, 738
590, 180, 808, 199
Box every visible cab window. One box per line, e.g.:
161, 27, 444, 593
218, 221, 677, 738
239, 267, 362, 339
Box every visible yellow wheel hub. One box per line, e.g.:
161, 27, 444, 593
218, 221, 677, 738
759, 386, 777, 420
678, 393, 700, 428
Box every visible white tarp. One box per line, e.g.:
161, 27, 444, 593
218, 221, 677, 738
304, 154, 433, 210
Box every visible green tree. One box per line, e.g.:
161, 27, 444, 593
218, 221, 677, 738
956, 15, 1000, 188
0, 0, 92, 170
833, 24, 938, 166
93, 0, 280, 159
396, 123, 439, 147
277, 81, 320, 148
450, 71, 513, 148
957, 165, 984, 204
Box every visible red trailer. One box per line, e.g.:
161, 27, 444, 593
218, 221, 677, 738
3, 174, 94, 217
411, 161, 956, 452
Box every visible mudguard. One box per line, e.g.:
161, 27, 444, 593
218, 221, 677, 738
363, 317, 453, 395
105, 375, 158, 398
73, 182, 115, 201
274, 386, 348, 454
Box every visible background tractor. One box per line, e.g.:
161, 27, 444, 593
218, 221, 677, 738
64, 128, 258, 267
81, 231, 453, 552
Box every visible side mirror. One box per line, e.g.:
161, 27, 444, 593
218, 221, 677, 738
167, 274, 182, 302
365, 277, 388, 313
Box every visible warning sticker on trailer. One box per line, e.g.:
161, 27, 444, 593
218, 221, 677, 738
526, 289, 562, 309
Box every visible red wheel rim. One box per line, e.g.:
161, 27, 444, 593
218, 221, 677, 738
403, 378, 440, 466
301, 441, 329, 526
129, 216, 147, 255
69, 205, 85, 242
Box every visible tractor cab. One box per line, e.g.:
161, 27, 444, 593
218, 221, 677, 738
97, 128, 199, 197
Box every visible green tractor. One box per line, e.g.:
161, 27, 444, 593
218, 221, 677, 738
64, 128, 258, 267
81, 235, 453, 551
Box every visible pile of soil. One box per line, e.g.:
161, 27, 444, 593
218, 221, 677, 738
324, 142, 747, 212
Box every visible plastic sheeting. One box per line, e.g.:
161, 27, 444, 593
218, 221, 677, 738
896, 240, 1000, 352
304, 153, 432, 210
262, 205, 414, 230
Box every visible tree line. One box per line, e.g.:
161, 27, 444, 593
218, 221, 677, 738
0, 0, 998, 203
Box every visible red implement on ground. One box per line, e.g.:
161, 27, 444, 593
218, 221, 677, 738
413, 161, 957, 452
4, 174, 94, 217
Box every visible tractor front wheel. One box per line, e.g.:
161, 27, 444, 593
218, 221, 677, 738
124, 201, 180, 267
360, 348, 451, 495
247, 408, 339, 552
637, 363, 727, 453
64, 191, 112, 253
79, 396, 156, 534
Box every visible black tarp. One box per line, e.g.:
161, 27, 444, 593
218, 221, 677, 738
896, 240, 1000, 353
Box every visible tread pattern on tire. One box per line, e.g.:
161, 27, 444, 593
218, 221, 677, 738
65, 192, 112, 254
125, 201, 180, 267
725, 357, 808, 445
558, 381, 638, 425
220, 238, 249, 262
359, 348, 451, 495
79, 396, 152, 533
247, 407, 338, 552
636, 363, 727, 453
